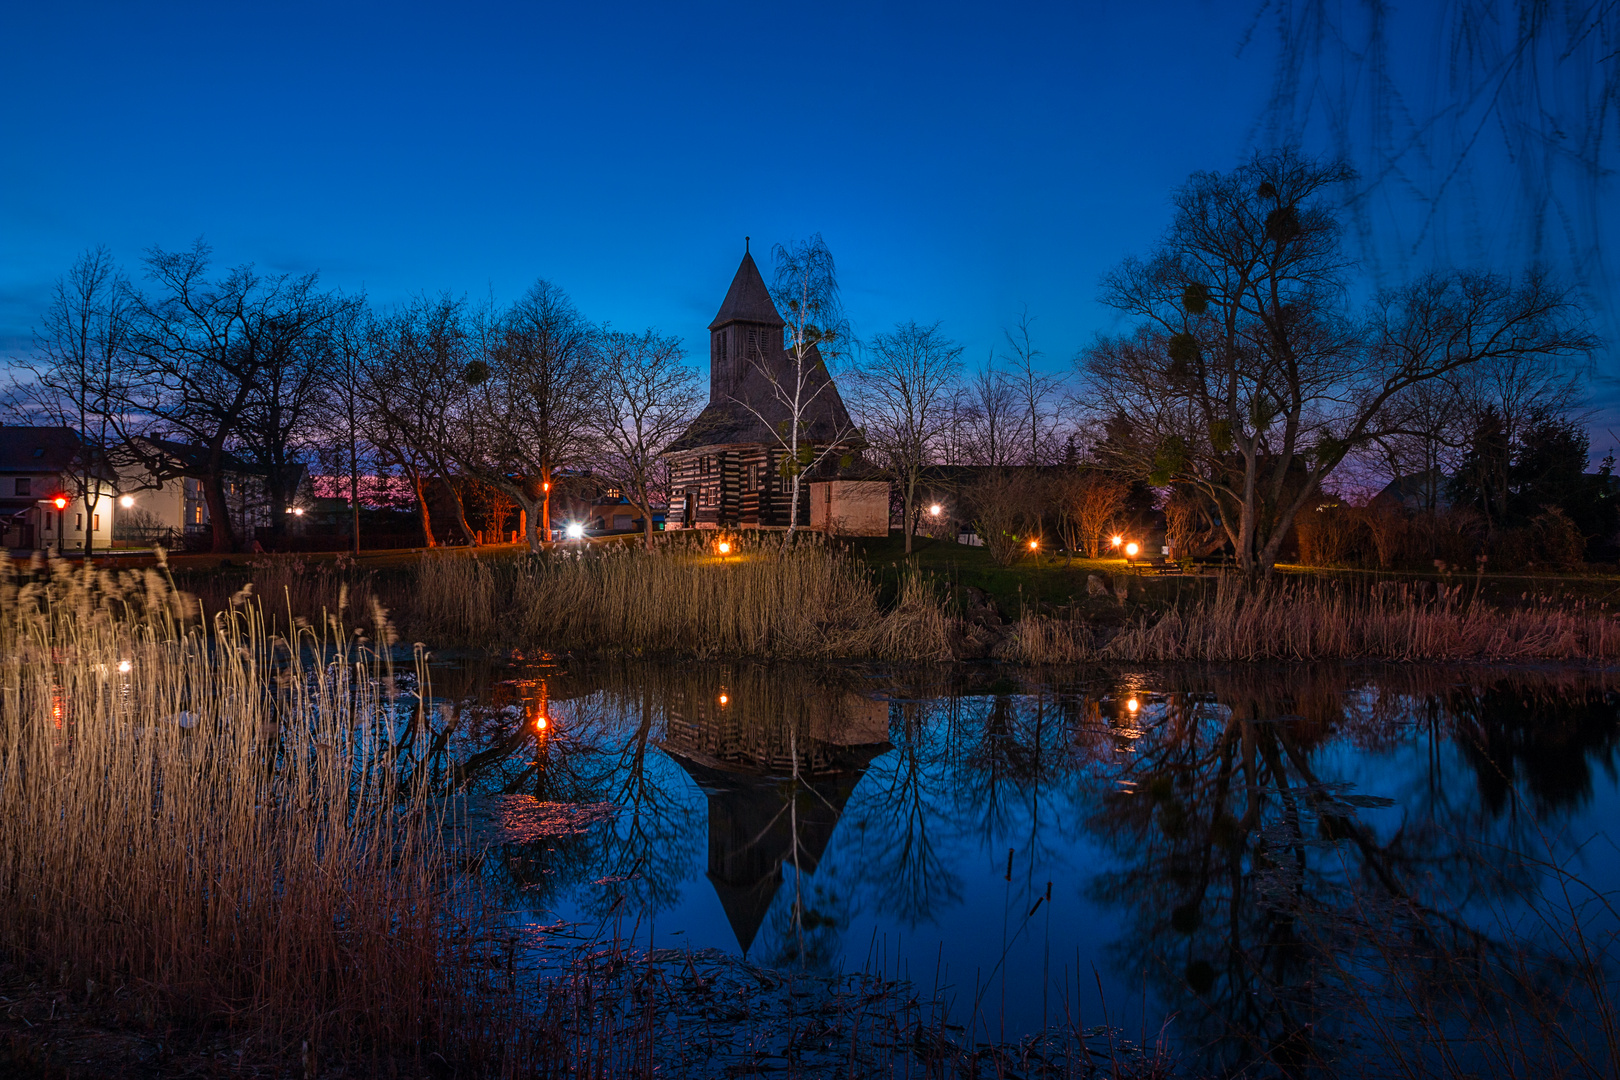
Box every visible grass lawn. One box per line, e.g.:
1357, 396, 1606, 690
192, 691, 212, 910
840, 531, 1620, 616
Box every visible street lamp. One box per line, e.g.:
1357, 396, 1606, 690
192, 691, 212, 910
48, 495, 68, 556
1028, 538, 1039, 552
1125, 541, 1139, 560
929, 504, 942, 517
717, 540, 731, 558
1111, 535, 1123, 549
119, 495, 134, 509
565, 522, 585, 540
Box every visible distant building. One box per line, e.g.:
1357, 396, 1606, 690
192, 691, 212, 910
0, 426, 118, 552
1372, 469, 1451, 512
118, 437, 311, 545
662, 248, 885, 534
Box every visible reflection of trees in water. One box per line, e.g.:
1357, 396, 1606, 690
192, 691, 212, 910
1083, 666, 1620, 1075
416, 657, 1619, 1064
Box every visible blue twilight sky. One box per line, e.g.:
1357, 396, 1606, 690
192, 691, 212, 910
2, 1, 1614, 440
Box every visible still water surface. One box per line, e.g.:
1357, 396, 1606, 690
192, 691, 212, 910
421, 659, 1620, 1073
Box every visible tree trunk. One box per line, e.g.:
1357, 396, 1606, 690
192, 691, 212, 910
442, 477, 477, 546
518, 492, 543, 553
203, 470, 235, 554
540, 462, 552, 541
350, 441, 360, 557
901, 477, 915, 554
639, 498, 656, 548
409, 467, 436, 548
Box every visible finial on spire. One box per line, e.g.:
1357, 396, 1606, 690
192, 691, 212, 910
745, 236, 750, 254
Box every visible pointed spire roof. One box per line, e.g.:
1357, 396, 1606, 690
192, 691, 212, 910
709, 249, 785, 330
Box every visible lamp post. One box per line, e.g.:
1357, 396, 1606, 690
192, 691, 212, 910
49, 495, 68, 556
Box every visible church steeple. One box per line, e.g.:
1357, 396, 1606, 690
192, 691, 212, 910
708, 245, 785, 401
709, 249, 784, 331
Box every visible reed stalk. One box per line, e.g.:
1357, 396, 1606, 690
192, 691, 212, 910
414, 534, 954, 661
0, 552, 478, 1064
1008, 577, 1620, 663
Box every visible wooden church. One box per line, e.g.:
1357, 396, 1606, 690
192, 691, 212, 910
662, 245, 886, 534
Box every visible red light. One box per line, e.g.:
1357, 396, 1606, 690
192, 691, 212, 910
52, 496, 68, 510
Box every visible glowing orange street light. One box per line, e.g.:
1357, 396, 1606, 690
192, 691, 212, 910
717, 540, 731, 558
52, 495, 68, 510
1028, 538, 1039, 552
929, 504, 942, 517
1111, 535, 1123, 548
718, 693, 729, 706
1126, 697, 1140, 714
535, 715, 548, 731
119, 495, 135, 508
1125, 542, 1140, 559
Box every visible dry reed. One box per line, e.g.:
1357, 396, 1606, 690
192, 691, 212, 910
1008, 577, 1620, 663
414, 533, 954, 661
0, 551, 485, 1066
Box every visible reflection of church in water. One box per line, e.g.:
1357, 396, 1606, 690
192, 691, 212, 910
659, 680, 891, 954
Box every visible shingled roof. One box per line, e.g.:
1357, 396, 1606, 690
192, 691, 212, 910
0, 426, 116, 481
708, 251, 784, 331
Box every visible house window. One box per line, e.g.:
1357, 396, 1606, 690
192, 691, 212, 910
93, 513, 100, 531
14, 478, 29, 497
76, 514, 83, 531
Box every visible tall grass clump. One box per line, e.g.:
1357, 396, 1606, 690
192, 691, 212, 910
415, 533, 952, 660
1009, 577, 1620, 663
0, 553, 482, 1065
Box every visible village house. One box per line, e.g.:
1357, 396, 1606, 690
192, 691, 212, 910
661, 247, 888, 536
0, 426, 118, 552
118, 436, 311, 547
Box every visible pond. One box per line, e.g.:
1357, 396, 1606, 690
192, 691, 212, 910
417, 657, 1620, 1076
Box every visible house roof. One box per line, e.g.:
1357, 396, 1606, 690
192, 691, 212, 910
0, 426, 117, 481
129, 435, 256, 476
708, 251, 785, 331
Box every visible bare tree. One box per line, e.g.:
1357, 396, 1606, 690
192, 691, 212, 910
9, 247, 130, 557
957, 355, 1022, 466
238, 295, 359, 540
848, 320, 962, 553
479, 280, 598, 550
1055, 469, 1129, 558
315, 298, 376, 555
743, 234, 859, 539
966, 469, 1044, 566
1000, 308, 1063, 465
1078, 151, 1596, 578
368, 295, 481, 547
587, 329, 701, 547
121, 241, 336, 553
